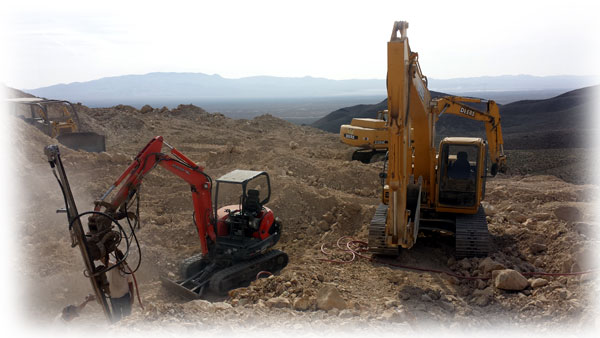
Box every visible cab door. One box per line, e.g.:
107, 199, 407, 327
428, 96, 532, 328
436, 142, 481, 212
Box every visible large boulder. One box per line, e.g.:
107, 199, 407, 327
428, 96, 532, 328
316, 285, 347, 311
494, 269, 529, 291
554, 206, 583, 222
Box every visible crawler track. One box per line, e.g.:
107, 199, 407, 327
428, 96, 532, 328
368, 204, 398, 256
208, 250, 289, 295
455, 206, 489, 258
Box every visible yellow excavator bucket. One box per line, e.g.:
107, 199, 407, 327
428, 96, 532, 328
57, 132, 106, 152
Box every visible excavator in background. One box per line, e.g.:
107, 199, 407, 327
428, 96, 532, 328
46, 137, 288, 322
341, 110, 388, 163
341, 21, 507, 258
8, 98, 106, 152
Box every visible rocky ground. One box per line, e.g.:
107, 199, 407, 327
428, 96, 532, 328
8, 103, 600, 335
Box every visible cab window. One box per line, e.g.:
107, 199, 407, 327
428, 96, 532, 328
439, 144, 479, 207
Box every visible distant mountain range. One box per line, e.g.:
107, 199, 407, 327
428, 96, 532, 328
24, 73, 598, 108
311, 86, 598, 150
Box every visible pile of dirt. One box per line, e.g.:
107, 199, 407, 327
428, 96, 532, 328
10, 102, 599, 332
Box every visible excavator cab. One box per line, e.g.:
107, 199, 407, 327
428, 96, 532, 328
213, 170, 281, 259
437, 137, 486, 213
214, 170, 271, 219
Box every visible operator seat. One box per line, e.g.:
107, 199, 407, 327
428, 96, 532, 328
448, 151, 471, 179
244, 189, 262, 215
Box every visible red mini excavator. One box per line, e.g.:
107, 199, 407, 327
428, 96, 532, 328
46, 136, 287, 322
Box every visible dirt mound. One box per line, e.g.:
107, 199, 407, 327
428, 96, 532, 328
12, 103, 599, 332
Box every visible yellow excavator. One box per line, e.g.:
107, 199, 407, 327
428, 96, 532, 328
6, 98, 106, 152
340, 21, 507, 257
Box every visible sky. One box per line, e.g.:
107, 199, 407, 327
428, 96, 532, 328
1, 0, 599, 89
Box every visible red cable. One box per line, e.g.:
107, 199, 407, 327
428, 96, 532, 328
131, 271, 145, 310
123, 262, 144, 311
319, 236, 599, 280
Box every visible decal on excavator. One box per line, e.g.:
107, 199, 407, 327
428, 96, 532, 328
459, 107, 476, 117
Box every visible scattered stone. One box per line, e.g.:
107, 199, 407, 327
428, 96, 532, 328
322, 212, 335, 223
387, 274, 402, 284
473, 295, 490, 307
524, 218, 537, 229
338, 309, 354, 318
482, 202, 497, 216
97, 152, 112, 162
458, 258, 472, 270
154, 216, 170, 225
292, 296, 311, 311
266, 297, 291, 309
443, 274, 460, 285
384, 298, 399, 308
557, 288, 571, 300
440, 301, 455, 313
530, 243, 547, 254
533, 212, 552, 221
420, 293, 432, 302
494, 269, 529, 291
530, 278, 549, 288
213, 302, 233, 311
473, 287, 494, 298
289, 141, 299, 150
316, 285, 347, 311
553, 206, 583, 222
508, 211, 527, 223
380, 308, 403, 321
188, 299, 214, 312
317, 220, 330, 232
479, 257, 505, 274
476, 279, 487, 289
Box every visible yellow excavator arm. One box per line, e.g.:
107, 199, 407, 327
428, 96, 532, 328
432, 96, 507, 175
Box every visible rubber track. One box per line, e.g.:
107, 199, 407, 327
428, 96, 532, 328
208, 250, 288, 295
368, 204, 398, 256
455, 206, 489, 258
179, 252, 206, 279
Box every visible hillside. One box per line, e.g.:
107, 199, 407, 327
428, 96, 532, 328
8, 96, 599, 334
313, 86, 596, 138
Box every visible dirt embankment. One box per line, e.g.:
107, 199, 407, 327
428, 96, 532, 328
11, 103, 599, 333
